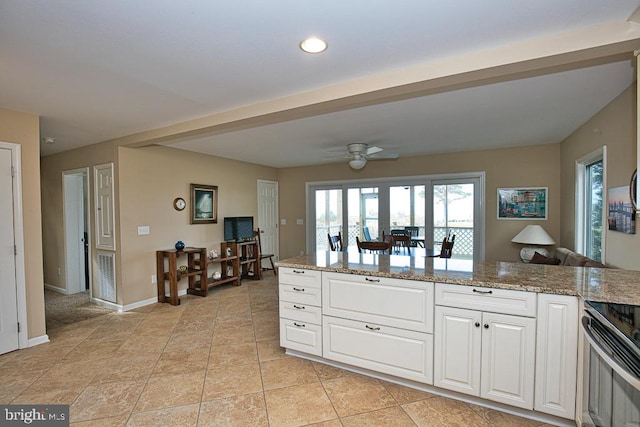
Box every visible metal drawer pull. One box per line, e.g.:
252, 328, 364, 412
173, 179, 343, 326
293, 322, 305, 328
365, 325, 380, 331
293, 270, 305, 274
293, 287, 305, 292
293, 305, 305, 309
472, 289, 493, 295
365, 277, 380, 283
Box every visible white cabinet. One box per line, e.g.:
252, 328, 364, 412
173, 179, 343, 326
535, 293, 579, 419
279, 267, 322, 356
434, 284, 536, 410
322, 271, 434, 384
323, 316, 433, 383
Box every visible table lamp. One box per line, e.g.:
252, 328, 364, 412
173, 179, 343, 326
511, 225, 555, 262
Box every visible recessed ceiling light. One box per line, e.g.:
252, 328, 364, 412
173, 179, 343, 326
300, 37, 327, 54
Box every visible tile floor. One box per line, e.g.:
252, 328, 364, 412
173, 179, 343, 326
0, 275, 557, 426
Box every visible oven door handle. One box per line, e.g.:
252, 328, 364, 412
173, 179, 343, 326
582, 316, 640, 392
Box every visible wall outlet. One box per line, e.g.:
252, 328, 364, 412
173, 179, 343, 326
299, 251, 304, 256
57, 267, 61, 276
151, 274, 157, 284
280, 218, 287, 225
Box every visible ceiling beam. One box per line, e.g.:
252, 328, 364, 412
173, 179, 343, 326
112, 20, 640, 149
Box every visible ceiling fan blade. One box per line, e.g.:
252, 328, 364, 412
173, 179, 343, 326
369, 152, 399, 159
365, 145, 383, 155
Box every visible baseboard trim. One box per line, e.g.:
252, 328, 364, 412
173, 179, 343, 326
91, 289, 188, 312
44, 283, 68, 295
28, 334, 50, 347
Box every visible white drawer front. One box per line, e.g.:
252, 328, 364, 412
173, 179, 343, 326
279, 284, 322, 306
322, 272, 433, 333
435, 283, 536, 317
280, 318, 322, 356
279, 267, 322, 288
279, 301, 322, 325
323, 315, 433, 384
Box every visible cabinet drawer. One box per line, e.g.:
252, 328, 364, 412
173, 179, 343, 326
279, 301, 322, 325
323, 272, 433, 333
323, 315, 433, 384
435, 283, 536, 317
280, 318, 322, 356
279, 284, 322, 306
279, 267, 321, 288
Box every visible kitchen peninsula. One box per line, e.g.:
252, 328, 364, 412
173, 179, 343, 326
276, 251, 640, 426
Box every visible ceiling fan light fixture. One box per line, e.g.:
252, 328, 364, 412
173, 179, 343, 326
300, 37, 327, 54
349, 158, 366, 169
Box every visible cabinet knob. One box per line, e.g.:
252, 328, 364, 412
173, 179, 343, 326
475, 322, 480, 327
484, 324, 489, 329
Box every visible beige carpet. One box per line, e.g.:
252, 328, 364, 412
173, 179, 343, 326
44, 288, 115, 330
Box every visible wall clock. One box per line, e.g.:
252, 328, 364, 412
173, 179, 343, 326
173, 197, 186, 211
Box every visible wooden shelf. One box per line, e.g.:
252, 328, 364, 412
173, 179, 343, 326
156, 247, 206, 306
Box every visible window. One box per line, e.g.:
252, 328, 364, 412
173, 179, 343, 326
576, 147, 606, 262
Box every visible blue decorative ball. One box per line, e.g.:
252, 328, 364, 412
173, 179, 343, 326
175, 240, 185, 251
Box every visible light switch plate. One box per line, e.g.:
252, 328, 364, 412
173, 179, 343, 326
280, 219, 287, 225
296, 219, 304, 225
137, 226, 150, 235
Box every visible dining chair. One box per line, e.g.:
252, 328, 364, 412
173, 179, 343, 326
427, 234, 455, 258
254, 228, 276, 275
327, 231, 343, 251
356, 236, 392, 254
404, 226, 420, 247
363, 226, 372, 242
387, 229, 411, 254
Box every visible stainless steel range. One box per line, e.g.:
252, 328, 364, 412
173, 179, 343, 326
582, 300, 640, 426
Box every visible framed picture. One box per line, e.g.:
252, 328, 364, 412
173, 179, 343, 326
497, 187, 548, 220
608, 185, 636, 234
190, 184, 218, 224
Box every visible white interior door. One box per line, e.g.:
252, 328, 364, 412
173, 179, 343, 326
257, 180, 278, 257
0, 147, 19, 354
64, 171, 87, 294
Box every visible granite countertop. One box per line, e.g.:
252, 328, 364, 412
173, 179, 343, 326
275, 251, 640, 305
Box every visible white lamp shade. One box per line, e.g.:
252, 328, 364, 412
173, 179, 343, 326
511, 225, 555, 245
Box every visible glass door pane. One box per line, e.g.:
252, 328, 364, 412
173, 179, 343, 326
433, 183, 474, 259
348, 187, 378, 246
586, 160, 603, 261
314, 189, 342, 252
389, 185, 425, 232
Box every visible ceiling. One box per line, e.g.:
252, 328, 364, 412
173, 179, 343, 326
2, 1, 640, 167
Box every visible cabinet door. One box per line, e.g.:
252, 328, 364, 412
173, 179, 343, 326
481, 312, 536, 410
434, 306, 481, 396
535, 294, 578, 419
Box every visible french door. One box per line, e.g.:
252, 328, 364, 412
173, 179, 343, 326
309, 173, 484, 260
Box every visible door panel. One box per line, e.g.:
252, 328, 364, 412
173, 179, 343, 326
434, 306, 481, 395
0, 148, 18, 354
481, 312, 536, 409
258, 180, 278, 257
94, 163, 115, 250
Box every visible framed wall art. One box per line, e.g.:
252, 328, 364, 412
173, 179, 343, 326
190, 184, 218, 224
497, 187, 548, 220
608, 185, 635, 234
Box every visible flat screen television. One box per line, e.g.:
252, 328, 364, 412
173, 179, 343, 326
224, 216, 254, 242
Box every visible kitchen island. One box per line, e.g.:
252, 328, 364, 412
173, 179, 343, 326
275, 252, 640, 426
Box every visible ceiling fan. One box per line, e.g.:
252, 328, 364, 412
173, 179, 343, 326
346, 143, 399, 169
